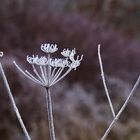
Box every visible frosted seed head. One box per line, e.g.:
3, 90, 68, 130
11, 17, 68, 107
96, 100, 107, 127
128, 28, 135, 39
27, 55, 39, 64
61, 48, 83, 70
41, 43, 58, 53
77, 54, 83, 61
16, 43, 83, 87
27, 55, 48, 65
50, 58, 69, 68
0, 52, 3, 57
69, 48, 76, 61
69, 60, 81, 70
35, 56, 48, 65
61, 49, 70, 57
61, 48, 76, 61
69, 54, 83, 70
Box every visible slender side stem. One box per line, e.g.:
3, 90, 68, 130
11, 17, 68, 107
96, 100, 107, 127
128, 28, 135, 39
32, 64, 45, 83
0, 63, 31, 140
13, 61, 43, 85
40, 65, 47, 83
98, 45, 116, 118
46, 87, 56, 140
101, 75, 140, 140
51, 67, 64, 85
51, 68, 72, 86
50, 67, 57, 82
47, 54, 51, 85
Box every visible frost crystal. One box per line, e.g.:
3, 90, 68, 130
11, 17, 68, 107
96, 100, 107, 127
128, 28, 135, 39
50, 58, 69, 68
41, 43, 58, 53
61, 48, 76, 58
27, 55, 48, 65
0, 52, 3, 57
14, 43, 83, 87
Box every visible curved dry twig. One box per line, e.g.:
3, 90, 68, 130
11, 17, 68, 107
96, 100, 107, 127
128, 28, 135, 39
0, 63, 31, 140
98, 45, 140, 140
101, 75, 140, 140
98, 44, 115, 118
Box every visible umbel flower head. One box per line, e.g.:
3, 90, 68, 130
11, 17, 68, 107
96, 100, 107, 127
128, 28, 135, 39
0, 52, 3, 57
13, 43, 83, 87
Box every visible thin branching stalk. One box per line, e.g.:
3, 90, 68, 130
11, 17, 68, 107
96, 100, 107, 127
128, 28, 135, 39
98, 45, 116, 118
0, 63, 31, 140
46, 87, 56, 140
101, 75, 140, 140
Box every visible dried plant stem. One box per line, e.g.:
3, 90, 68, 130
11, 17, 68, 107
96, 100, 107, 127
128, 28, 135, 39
0, 63, 31, 140
98, 45, 115, 118
101, 75, 140, 140
46, 87, 56, 140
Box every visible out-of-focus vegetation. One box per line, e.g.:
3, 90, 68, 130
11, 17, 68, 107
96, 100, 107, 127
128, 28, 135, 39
0, 0, 140, 140
53, 0, 140, 39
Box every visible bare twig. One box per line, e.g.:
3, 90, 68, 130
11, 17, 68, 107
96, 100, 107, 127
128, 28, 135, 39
98, 44, 116, 118
101, 75, 140, 140
0, 63, 31, 140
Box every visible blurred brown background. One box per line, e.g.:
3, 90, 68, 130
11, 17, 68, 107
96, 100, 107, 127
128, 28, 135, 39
0, 0, 140, 140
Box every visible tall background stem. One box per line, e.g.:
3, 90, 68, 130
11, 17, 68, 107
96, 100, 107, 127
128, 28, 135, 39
0, 63, 31, 140
46, 87, 56, 140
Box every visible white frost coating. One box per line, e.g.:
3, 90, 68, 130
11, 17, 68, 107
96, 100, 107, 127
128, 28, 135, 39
61, 48, 76, 59
50, 58, 69, 68
27, 55, 48, 65
41, 43, 58, 53
69, 54, 83, 70
0, 52, 3, 57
